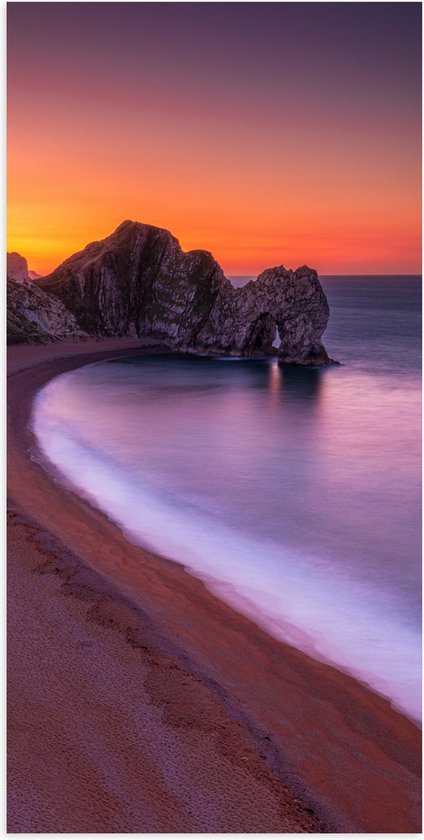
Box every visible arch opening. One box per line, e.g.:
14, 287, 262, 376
243, 313, 277, 355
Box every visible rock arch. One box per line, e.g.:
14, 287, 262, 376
36, 222, 335, 365
242, 313, 276, 355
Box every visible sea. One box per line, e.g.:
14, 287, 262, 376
32, 275, 422, 721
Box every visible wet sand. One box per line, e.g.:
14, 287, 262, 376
7, 338, 422, 833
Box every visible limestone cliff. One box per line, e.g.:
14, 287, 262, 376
7, 276, 84, 345
40, 221, 226, 344
38, 220, 333, 364
7, 252, 30, 283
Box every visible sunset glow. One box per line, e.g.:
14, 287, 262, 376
7, 3, 421, 276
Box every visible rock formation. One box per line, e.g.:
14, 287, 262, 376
194, 266, 331, 364
7, 252, 30, 283
7, 276, 84, 345
37, 220, 333, 364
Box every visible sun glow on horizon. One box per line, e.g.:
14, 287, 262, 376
7, 3, 421, 277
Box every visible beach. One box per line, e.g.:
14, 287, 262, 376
7, 339, 422, 833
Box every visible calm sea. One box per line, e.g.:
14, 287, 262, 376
32, 276, 422, 720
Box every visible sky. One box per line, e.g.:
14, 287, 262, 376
7, 2, 422, 276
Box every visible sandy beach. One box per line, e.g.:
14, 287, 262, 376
7, 338, 422, 833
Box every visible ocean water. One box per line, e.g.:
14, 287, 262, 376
32, 276, 422, 721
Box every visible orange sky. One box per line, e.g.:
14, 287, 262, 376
7, 4, 422, 277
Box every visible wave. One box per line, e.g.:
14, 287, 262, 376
31, 370, 422, 722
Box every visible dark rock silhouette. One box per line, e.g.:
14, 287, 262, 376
10, 222, 334, 363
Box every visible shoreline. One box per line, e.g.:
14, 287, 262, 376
8, 338, 422, 833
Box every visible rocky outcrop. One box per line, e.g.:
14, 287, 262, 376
195, 266, 331, 364
7, 276, 85, 345
40, 221, 226, 344
7, 252, 30, 283
38, 220, 333, 365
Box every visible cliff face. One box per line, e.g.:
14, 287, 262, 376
38, 220, 333, 364
7, 276, 84, 345
7, 252, 30, 283
40, 221, 227, 345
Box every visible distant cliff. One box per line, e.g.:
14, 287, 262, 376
9, 221, 334, 364
7, 252, 43, 283
7, 252, 31, 283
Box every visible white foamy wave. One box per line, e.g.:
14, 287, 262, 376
32, 374, 421, 722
